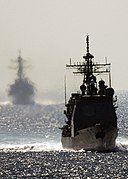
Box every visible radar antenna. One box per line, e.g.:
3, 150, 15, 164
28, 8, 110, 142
66, 35, 111, 95
86, 35, 89, 53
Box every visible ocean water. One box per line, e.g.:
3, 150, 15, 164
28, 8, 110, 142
0, 91, 128, 178
0, 103, 64, 151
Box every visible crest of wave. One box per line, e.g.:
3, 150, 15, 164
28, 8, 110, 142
0, 142, 62, 152
116, 137, 128, 151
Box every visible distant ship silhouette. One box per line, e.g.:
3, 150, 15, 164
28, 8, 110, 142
8, 52, 35, 105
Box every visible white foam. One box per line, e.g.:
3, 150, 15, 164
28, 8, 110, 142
0, 142, 63, 152
116, 137, 128, 144
116, 137, 128, 150
0, 101, 12, 105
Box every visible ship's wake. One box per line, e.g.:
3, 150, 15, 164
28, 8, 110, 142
0, 138, 128, 153
116, 137, 128, 151
0, 142, 63, 153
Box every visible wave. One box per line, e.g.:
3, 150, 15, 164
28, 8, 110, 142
1, 139, 128, 153
0, 142, 63, 152
0, 101, 12, 105
116, 137, 128, 150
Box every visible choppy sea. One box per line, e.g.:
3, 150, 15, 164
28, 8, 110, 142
0, 91, 128, 178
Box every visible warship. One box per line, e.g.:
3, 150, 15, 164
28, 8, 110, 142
61, 36, 118, 151
8, 52, 35, 105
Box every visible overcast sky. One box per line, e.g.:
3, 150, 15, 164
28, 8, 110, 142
0, 0, 128, 103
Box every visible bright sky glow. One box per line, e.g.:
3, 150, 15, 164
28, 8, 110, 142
0, 0, 128, 102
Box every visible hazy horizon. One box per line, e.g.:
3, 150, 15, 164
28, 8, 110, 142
0, 0, 128, 103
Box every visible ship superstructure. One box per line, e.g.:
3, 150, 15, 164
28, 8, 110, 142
61, 36, 118, 151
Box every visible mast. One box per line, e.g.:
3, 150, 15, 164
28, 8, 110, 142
83, 35, 94, 88
66, 35, 111, 95
86, 35, 89, 53
109, 65, 111, 87
17, 51, 24, 79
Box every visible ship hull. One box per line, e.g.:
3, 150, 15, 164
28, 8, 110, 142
61, 126, 118, 151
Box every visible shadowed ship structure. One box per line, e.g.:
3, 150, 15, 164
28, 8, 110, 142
8, 52, 35, 105
61, 36, 118, 151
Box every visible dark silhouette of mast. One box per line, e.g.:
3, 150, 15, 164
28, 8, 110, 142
17, 50, 25, 79
66, 35, 111, 95
83, 35, 94, 87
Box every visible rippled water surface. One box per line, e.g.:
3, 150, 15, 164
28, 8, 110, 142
0, 91, 128, 178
